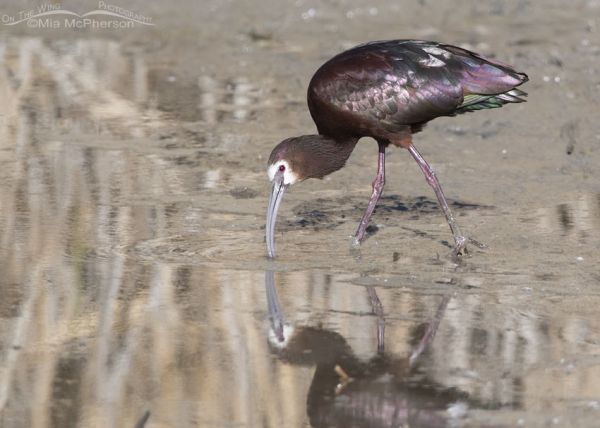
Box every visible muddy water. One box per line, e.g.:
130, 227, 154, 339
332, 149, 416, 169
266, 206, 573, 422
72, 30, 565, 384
0, 0, 599, 427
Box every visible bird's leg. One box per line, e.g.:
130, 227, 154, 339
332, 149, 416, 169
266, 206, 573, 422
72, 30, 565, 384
353, 142, 386, 245
407, 144, 480, 257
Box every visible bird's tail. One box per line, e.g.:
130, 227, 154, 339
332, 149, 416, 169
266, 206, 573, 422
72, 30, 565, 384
456, 88, 528, 113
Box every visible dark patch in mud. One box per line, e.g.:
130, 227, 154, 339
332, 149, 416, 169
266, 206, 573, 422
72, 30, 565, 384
280, 195, 489, 231
283, 208, 345, 230
560, 121, 577, 155
377, 195, 486, 215
556, 203, 574, 232
230, 187, 258, 199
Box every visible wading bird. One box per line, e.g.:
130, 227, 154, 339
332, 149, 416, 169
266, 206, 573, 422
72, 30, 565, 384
266, 40, 528, 258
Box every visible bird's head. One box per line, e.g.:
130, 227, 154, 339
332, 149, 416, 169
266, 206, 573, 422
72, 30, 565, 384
265, 135, 357, 258
265, 137, 307, 259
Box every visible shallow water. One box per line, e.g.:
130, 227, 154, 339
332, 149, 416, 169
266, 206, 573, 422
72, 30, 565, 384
0, 0, 600, 427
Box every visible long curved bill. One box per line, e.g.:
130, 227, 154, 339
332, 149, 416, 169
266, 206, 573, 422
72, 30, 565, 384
266, 176, 287, 259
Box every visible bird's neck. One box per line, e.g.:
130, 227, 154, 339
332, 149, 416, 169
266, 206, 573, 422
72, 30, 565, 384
300, 134, 358, 179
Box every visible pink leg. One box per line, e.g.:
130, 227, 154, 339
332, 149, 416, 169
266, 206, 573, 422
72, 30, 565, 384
353, 142, 386, 244
407, 144, 469, 255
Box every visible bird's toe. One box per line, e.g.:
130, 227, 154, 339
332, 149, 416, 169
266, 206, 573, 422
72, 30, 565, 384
451, 236, 487, 260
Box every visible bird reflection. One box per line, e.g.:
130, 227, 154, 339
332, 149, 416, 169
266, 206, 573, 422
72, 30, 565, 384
265, 270, 473, 428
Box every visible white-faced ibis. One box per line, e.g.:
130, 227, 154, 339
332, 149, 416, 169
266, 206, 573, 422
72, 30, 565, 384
266, 40, 528, 258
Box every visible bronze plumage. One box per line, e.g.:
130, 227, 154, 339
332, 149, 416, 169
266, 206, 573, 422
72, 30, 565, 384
266, 40, 528, 258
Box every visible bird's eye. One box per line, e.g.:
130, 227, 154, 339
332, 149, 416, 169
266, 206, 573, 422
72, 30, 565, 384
279, 165, 286, 172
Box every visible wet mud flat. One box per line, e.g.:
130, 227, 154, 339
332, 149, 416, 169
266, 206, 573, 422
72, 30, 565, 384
0, 0, 599, 427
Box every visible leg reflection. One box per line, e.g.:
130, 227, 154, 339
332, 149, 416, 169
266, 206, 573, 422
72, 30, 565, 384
366, 285, 385, 354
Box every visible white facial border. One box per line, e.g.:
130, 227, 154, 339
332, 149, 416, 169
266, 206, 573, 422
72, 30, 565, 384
267, 160, 299, 185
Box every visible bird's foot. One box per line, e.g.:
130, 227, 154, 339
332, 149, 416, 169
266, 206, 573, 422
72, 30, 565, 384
451, 236, 487, 260
349, 236, 364, 260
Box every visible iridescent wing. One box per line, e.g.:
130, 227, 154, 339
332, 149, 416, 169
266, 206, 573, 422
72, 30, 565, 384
309, 40, 528, 135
